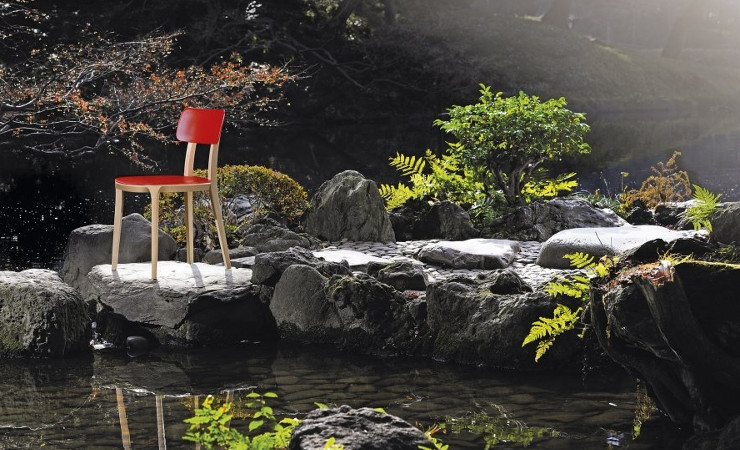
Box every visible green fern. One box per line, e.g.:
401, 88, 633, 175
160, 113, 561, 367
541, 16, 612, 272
524, 252, 616, 362
685, 184, 721, 232
521, 171, 578, 202
521, 304, 584, 362
389, 152, 426, 176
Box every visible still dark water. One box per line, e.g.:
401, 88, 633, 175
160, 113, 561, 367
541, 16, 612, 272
0, 344, 688, 449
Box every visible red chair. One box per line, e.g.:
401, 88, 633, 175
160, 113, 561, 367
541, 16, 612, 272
111, 108, 232, 279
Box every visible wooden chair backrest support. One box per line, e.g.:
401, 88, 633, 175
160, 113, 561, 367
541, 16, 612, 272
177, 108, 225, 180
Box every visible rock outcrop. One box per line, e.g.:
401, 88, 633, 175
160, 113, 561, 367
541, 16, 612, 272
84, 262, 274, 347
289, 405, 431, 450
0, 269, 89, 357
489, 198, 626, 241
303, 170, 395, 242
711, 202, 740, 244
426, 270, 577, 369
590, 261, 740, 432
390, 199, 479, 241
60, 213, 177, 294
251, 247, 352, 287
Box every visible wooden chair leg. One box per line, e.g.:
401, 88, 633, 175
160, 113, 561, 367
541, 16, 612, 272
185, 191, 194, 264
112, 188, 123, 270
149, 188, 161, 280
209, 185, 231, 269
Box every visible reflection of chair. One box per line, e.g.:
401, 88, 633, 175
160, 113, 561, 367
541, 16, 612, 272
112, 108, 232, 279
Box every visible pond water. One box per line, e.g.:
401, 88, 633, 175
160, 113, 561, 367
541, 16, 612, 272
0, 344, 690, 449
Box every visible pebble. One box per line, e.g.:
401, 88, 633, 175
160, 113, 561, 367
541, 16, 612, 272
323, 240, 574, 290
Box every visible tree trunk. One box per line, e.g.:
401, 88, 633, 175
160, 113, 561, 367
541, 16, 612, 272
542, 0, 572, 30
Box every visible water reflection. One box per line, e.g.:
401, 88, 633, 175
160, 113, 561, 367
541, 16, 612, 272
0, 344, 689, 449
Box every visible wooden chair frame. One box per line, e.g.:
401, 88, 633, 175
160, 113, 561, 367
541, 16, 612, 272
111, 108, 232, 279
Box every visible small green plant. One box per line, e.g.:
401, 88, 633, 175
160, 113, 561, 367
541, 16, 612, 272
685, 184, 721, 232
621, 151, 691, 209
419, 424, 449, 450
379, 150, 487, 210
520, 171, 578, 203
183, 392, 300, 450
523, 252, 615, 362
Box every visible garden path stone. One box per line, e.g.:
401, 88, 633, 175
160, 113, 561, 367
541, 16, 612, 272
416, 238, 520, 270
536, 225, 703, 269
313, 248, 392, 271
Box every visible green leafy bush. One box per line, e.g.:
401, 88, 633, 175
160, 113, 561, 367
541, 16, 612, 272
434, 84, 591, 206
146, 164, 308, 247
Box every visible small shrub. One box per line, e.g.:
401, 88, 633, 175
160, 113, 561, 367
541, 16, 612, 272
621, 151, 691, 209
146, 164, 308, 247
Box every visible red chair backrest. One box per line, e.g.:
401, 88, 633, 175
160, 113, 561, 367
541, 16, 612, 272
176, 108, 225, 144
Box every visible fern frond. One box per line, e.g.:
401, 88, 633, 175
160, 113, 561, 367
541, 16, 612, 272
685, 184, 721, 232
563, 252, 596, 269
535, 338, 555, 362
389, 152, 426, 176
379, 183, 415, 210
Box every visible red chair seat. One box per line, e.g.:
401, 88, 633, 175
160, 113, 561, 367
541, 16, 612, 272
116, 175, 211, 187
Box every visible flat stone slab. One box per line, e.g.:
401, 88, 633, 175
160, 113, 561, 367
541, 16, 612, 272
416, 238, 521, 269
86, 262, 254, 329
537, 225, 701, 269
313, 249, 392, 271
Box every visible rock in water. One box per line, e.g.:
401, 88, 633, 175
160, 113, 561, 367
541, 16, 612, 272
303, 170, 395, 242
83, 262, 274, 347
0, 269, 89, 357
289, 405, 431, 450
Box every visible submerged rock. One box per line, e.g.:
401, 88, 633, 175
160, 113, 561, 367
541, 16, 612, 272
84, 262, 274, 347
0, 269, 89, 357
303, 170, 395, 242
289, 405, 431, 450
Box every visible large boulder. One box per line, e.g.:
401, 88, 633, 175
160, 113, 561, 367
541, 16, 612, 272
426, 271, 580, 369
711, 202, 740, 244
489, 198, 627, 241
0, 269, 89, 357
590, 261, 740, 432
83, 262, 274, 347
537, 225, 701, 269
416, 238, 520, 270
60, 213, 177, 294
303, 170, 395, 242
271, 268, 427, 355
390, 199, 479, 241
270, 265, 340, 342
289, 405, 431, 450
